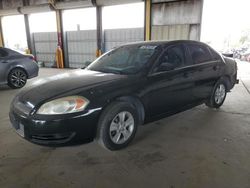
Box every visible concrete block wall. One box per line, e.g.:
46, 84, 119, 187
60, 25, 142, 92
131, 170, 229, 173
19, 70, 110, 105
33, 32, 57, 67
104, 28, 144, 51
66, 30, 97, 68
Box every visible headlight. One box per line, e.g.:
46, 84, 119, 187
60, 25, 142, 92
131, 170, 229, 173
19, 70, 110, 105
37, 96, 89, 115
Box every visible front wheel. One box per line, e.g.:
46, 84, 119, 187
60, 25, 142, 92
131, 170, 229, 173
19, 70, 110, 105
206, 80, 227, 108
7, 68, 27, 89
96, 102, 138, 150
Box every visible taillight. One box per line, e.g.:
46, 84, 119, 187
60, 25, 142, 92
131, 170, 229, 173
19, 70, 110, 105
28, 55, 36, 61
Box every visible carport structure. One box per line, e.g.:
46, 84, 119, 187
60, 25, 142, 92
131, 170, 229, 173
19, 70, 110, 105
1, 1, 250, 188
0, 0, 203, 68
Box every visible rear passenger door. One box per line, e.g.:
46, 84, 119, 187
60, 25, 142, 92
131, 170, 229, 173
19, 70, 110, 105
186, 43, 222, 101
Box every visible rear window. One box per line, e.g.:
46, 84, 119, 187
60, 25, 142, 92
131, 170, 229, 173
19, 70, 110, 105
209, 48, 222, 61
188, 44, 213, 64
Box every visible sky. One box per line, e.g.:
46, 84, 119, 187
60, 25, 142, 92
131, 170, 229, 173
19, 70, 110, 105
2, 15, 27, 50
201, 0, 250, 50
63, 8, 97, 31
29, 12, 57, 33
102, 3, 144, 29
62, 3, 144, 31
1, 1, 250, 51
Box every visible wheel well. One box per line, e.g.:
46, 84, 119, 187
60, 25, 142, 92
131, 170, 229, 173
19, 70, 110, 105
115, 96, 145, 125
220, 75, 232, 91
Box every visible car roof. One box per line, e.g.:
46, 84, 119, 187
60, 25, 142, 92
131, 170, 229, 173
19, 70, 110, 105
117, 40, 210, 49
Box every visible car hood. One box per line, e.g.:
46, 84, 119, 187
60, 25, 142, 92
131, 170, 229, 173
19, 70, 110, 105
17, 69, 126, 107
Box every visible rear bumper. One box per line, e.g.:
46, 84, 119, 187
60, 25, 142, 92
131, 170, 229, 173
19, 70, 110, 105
228, 73, 238, 90
9, 108, 101, 146
27, 62, 39, 79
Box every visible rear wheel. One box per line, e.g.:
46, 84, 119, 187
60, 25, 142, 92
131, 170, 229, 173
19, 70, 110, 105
206, 80, 227, 108
96, 102, 138, 150
7, 68, 27, 89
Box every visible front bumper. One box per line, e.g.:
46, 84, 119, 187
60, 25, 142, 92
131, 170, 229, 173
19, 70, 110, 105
9, 108, 101, 146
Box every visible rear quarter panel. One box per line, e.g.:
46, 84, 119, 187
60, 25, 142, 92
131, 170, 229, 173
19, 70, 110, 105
224, 56, 237, 75
222, 56, 238, 90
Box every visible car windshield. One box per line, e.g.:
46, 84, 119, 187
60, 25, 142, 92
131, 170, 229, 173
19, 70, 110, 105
87, 45, 158, 75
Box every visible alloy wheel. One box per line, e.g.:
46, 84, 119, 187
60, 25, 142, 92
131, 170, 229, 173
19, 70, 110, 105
10, 69, 27, 88
109, 111, 135, 144
214, 84, 226, 104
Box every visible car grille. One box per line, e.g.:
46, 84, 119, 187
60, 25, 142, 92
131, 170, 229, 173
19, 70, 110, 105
30, 133, 75, 144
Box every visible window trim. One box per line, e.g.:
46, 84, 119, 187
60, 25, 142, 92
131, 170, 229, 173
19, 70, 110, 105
149, 59, 220, 77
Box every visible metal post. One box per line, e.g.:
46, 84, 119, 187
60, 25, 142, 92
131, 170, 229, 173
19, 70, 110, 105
0, 17, 4, 47
96, 6, 102, 57
144, 0, 152, 41
199, 0, 204, 41
56, 10, 65, 68
24, 14, 32, 54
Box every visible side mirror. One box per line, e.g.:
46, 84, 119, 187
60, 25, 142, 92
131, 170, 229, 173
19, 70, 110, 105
81, 61, 92, 69
81, 66, 87, 69
222, 53, 233, 58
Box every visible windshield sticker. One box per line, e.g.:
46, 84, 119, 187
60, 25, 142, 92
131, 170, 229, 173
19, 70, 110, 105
140, 45, 157, 50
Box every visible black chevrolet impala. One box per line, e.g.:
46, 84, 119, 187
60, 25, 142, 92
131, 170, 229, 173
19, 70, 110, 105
9, 40, 238, 150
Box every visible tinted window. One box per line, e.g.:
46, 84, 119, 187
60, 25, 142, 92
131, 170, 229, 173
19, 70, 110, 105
209, 48, 221, 61
155, 45, 185, 72
0, 49, 8, 58
188, 44, 213, 64
87, 45, 157, 75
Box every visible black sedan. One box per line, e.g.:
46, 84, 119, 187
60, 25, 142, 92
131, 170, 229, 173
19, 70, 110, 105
9, 40, 238, 150
0, 47, 39, 89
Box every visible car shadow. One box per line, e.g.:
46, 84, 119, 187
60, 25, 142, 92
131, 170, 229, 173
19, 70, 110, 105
130, 107, 218, 147
0, 85, 12, 91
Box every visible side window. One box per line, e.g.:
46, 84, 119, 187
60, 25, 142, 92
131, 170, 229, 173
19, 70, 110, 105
188, 44, 213, 64
155, 45, 185, 72
0, 49, 8, 58
209, 48, 221, 61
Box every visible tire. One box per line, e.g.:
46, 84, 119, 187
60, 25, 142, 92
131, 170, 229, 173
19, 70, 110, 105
205, 79, 227, 108
96, 101, 139, 150
7, 68, 27, 89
